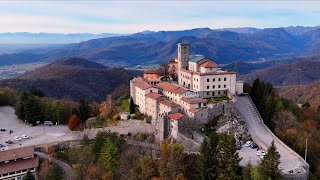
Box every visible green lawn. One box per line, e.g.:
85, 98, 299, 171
116, 97, 129, 112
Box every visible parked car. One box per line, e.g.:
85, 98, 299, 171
0, 129, 6, 132
245, 141, 253, 147
250, 143, 258, 149
256, 150, 262, 156
261, 150, 267, 156
5, 140, 14, 144
22, 135, 29, 139
0, 144, 4, 147
14, 136, 21, 141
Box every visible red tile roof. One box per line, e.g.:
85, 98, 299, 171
181, 97, 207, 104
145, 92, 163, 100
157, 82, 188, 94
168, 113, 184, 120
132, 77, 154, 90
144, 69, 165, 75
0, 146, 34, 162
199, 61, 218, 68
0, 156, 39, 174
189, 107, 200, 113
159, 98, 179, 107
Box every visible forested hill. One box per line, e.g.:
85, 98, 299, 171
1, 27, 320, 66
0, 57, 133, 102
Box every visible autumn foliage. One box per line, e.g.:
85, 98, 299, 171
68, 114, 81, 131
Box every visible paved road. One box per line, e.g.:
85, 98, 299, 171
0, 106, 79, 149
35, 151, 76, 180
236, 96, 307, 175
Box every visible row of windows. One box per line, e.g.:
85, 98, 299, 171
207, 84, 226, 89
206, 91, 225, 96
207, 77, 227, 82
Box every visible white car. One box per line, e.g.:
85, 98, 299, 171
22, 135, 29, 139
261, 150, 267, 156
256, 151, 262, 156
14, 136, 21, 141
245, 141, 253, 147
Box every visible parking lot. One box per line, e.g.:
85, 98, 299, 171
238, 142, 266, 167
0, 106, 80, 150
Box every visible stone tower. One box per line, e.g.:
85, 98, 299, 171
177, 43, 190, 70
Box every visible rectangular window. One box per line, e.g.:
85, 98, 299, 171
213, 78, 215, 82
207, 92, 209, 95
207, 86, 209, 89
224, 84, 226, 88
219, 78, 221, 81
212, 92, 215, 96
224, 78, 226, 81
218, 85, 221, 88
207, 79, 209, 82
213, 85, 215, 89
218, 91, 220, 95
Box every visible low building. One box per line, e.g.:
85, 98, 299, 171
143, 69, 165, 85
0, 146, 39, 180
119, 112, 130, 120
168, 113, 184, 139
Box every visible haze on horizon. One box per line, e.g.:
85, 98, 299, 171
0, 1, 320, 34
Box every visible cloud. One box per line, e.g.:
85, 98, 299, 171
0, 1, 319, 33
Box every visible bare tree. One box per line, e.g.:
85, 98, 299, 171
273, 110, 297, 132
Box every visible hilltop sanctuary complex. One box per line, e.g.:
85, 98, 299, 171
130, 43, 243, 140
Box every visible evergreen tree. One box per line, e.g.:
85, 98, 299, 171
251, 165, 268, 180
216, 133, 241, 180
99, 138, 120, 174
24, 95, 43, 124
44, 165, 64, 180
23, 170, 36, 180
78, 99, 91, 123
52, 100, 63, 124
29, 86, 44, 97
242, 161, 253, 180
196, 132, 219, 180
129, 97, 135, 114
261, 140, 281, 179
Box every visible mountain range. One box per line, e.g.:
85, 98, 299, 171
0, 58, 134, 102
240, 60, 320, 86
1, 26, 320, 67
0, 32, 123, 44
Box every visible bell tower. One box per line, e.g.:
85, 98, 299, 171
177, 43, 189, 70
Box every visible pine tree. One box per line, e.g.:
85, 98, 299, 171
261, 140, 281, 179
23, 170, 36, 180
196, 132, 219, 180
78, 99, 91, 123
24, 95, 43, 124
52, 100, 63, 124
216, 133, 242, 180
99, 138, 120, 174
242, 161, 253, 180
129, 97, 135, 114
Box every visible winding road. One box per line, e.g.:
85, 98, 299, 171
35, 151, 76, 180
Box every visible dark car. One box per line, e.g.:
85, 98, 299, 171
0, 144, 4, 147
0, 129, 6, 132
250, 143, 258, 149
5, 140, 14, 144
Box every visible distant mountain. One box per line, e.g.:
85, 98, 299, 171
0, 57, 133, 102
278, 81, 320, 108
216, 27, 261, 34
282, 26, 320, 36
1, 26, 320, 67
0, 32, 123, 44
240, 60, 320, 86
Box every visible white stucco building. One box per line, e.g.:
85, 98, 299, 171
129, 43, 243, 140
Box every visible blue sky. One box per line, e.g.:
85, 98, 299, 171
0, 1, 320, 33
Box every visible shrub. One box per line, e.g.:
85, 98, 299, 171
68, 114, 81, 131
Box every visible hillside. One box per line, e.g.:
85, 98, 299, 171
0, 58, 133, 102
240, 60, 320, 86
278, 81, 320, 108
1, 26, 320, 67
